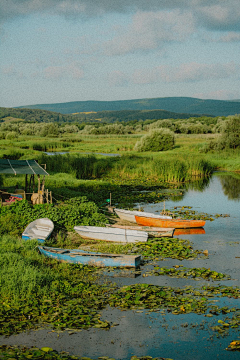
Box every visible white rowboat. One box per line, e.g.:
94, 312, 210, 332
74, 226, 148, 243
22, 218, 54, 243
114, 208, 172, 223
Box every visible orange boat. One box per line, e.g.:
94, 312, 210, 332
135, 215, 206, 229
174, 227, 206, 235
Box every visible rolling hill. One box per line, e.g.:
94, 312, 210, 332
16, 97, 240, 116
0, 106, 204, 124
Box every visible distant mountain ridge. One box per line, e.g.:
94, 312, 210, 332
16, 97, 240, 116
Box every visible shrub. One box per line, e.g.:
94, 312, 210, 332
134, 128, 175, 152
5, 131, 18, 140
221, 115, 240, 149
202, 115, 240, 152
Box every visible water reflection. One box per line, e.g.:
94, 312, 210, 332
44, 151, 121, 157
218, 173, 240, 200
174, 227, 206, 236
184, 176, 211, 192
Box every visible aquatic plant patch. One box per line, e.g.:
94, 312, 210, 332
202, 285, 240, 299
131, 237, 202, 260
0, 346, 81, 360
0, 277, 111, 336
210, 313, 240, 335
0, 346, 174, 360
226, 340, 240, 351
145, 266, 231, 281
108, 283, 209, 314
83, 237, 203, 261
108, 283, 240, 317
168, 206, 230, 221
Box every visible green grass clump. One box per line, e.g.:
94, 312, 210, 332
0, 235, 111, 335
0, 235, 57, 301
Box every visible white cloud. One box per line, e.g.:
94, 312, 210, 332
196, 3, 240, 31
1, 0, 240, 33
104, 10, 195, 55
219, 32, 240, 42
108, 70, 129, 86
131, 62, 239, 84
43, 63, 84, 80
2, 65, 25, 78
194, 89, 240, 100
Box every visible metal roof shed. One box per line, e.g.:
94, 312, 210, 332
0, 159, 49, 175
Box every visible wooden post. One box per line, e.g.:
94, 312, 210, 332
50, 191, 52, 204
46, 189, 49, 204
25, 174, 28, 192
38, 175, 41, 204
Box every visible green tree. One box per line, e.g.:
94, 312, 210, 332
134, 128, 175, 152
221, 115, 240, 149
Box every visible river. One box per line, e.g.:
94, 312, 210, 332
1, 172, 240, 359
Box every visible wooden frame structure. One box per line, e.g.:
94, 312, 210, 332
0, 159, 52, 205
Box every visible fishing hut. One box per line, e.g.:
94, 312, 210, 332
0, 159, 52, 205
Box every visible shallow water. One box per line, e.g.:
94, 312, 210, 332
1, 173, 240, 359
44, 151, 121, 157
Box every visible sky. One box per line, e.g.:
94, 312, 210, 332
0, 0, 240, 108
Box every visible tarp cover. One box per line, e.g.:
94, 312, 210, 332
0, 159, 49, 175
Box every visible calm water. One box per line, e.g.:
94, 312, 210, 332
44, 151, 120, 156
1, 173, 240, 359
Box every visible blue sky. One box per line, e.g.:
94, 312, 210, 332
1, 0, 240, 107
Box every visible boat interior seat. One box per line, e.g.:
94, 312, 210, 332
36, 225, 50, 231
32, 229, 49, 237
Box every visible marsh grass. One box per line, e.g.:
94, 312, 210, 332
35, 152, 214, 183
107, 154, 214, 182
0, 235, 57, 301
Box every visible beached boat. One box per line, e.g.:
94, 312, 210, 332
74, 226, 148, 243
22, 218, 54, 243
135, 216, 206, 229
114, 208, 172, 223
107, 224, 174, 237
38, 246, 141, 267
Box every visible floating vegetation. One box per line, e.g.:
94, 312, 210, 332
0, 345, 81, 360
202, 285, 240, 299
144, 266, 231, 281
131, 237, 202, 260
0, 346, 174, 360
226, 340, 240, 351
0, 281, 111, 336
211, 314, 240, 335
81, 236, 203, 261
108, 284, 209, 314
108, 283, 240, 318
167, 206, 230, 221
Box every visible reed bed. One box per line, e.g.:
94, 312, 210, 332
35, 152, 214, 183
